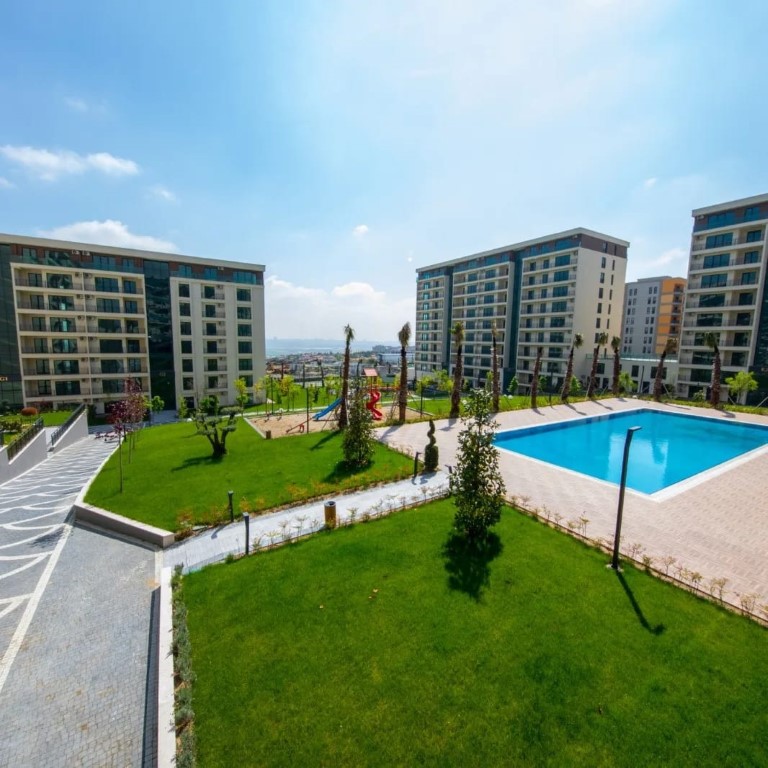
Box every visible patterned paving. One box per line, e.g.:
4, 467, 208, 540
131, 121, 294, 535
376, 399, 768, 609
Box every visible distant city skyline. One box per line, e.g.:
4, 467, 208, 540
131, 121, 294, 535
2, 1, 768, 339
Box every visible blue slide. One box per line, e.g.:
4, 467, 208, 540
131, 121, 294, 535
313, 397, 342, 421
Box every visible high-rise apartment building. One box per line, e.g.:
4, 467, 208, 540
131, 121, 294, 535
0, 233, 265, 413
678, 193, 768, 401
622, 276, 686, 357
415, 228, 628, 391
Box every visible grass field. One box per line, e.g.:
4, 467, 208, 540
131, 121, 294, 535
84, 420, 413, 531
421, 394, 533, 417
182, 500, 768, 767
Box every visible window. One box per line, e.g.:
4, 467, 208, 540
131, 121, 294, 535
93, 254, 116, 270
551, 301, 567, 312
177, 265, 193, 278
181, 340, 192, 354
126, 320, 140, 334
126, 340, 140, 353
95, 298, 120, 313
49, 295, 75, 311
179, 303, 191, 317
235, 288, 251, 303
204, 285, 216, 299
239, 359, 253, 371
55, 381, 81, 396
695, 313, 722, 327
204, 268, 217, 281
601, 256, 606, 268
744, 206, 761, 221
233, 270, 261, 284
208, 376, 219, 389
702, 253, 730, 269
100, 339, 122, 353
183, 377, 194, 391
98, 318, 121, 333
205, 323, 217, 336
37, 381, 51, 395
699, 293, 725, 308
34, 338, 48, 353
182, 359, 194, 372
595, 318, 601, 328
745, 230, 762, 243
207, 340, 218, 353
238, 341, 252, 354
599, 272, 605, 284
554, 254, 570, 267
178, 283, 190, 298
553, 270, 569, 282
552, 285, 568, 298
705, 233, 733, 249
701, 273, 727, 288
180, 322, 192, 336
124, 300, 138, 314
551, 317, 565, 328
735, 312, 751, 327
744, 250, 759, 264
95, 276, 119, 293
237, 307, 252, 320
597, 303, 602, 313
128, 359, 142, 373
738, 292, 754, 306
707, 212, 735, 228
101, 360, 123, 374
741, 272, 757, 285
205, 304, 217, 318
238, 324, 252, 337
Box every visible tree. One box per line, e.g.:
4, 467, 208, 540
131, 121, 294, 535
177, 395, 190, 420
491, 320, 501, 412
234, 378, 249, 412
569, 375, 582, 396
449, 322, 465, 419
618, 370, 636, 395
531, 347, 543, 409
705, 332, 722, 408
145, 394, 165, 424
587, 332, 608, 399
277, 374, 295, 407
194, 397, 237, 458
338, 324, 355, 428
397, 321, 411, 423
610, 336, 622, 396
342, 383, 374, 469
653, 337, 677, 402
561, 333, 584, 403
424, 419, 439, 472
725, 370, 758, 405
449, 389, 506, 543
317, 359, 326, 388
506, 376, 519, 397
435, 368, 452, 393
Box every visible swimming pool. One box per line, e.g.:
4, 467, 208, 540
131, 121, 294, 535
493, 409, 768, 495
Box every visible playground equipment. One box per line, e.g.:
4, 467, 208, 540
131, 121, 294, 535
312, 397, 342, 421
364, 368, 383, 421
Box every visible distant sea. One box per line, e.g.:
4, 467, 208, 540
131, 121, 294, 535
265, 338, 392, 357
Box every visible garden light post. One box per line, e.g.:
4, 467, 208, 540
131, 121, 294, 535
243, 512, 250, 555
413, 451, 420, 479
610, 426, 642, 571
228, 490, 234, 523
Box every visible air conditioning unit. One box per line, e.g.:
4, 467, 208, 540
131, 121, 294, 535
77, 315, 84, 320
79, 337, 86, 340
83, 251, 91, 256
84, 273, 92, 278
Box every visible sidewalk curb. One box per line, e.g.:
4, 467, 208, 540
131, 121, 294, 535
157, 565, 176, 768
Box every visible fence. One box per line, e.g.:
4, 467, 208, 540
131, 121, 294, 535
5, 417, 44, 461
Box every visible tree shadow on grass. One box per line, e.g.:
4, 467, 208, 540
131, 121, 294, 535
309, 431, 339, 451
323, 460, 366, 484
615, 570, 666, 635
442, 531, 503, 601
171, 454, 224, 472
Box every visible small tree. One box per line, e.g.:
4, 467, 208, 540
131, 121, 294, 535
449, 322, 465, 419
449, 389, 506, 543
424, 419, 439, 472
561, 332, 584, 403
194, 397, 237, 458
610, 336, 622, 396
177, 395, 190, 420
234, 378, 249, 412
435, 369, 452, 393
725, 370, 758, 405
569, 375, 582, 396
397, 322, 411, 423
339, 325, 355, 429
342, 383, 374, 469
618, 370, 636, 395
506, 376, 519, 397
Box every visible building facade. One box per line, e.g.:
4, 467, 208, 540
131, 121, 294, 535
622, 276, 686, 357
678, 193, 768, 401
0, 234, 265, 413
415, 228, 629, 392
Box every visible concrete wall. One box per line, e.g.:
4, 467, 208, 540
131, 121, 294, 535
50, 409, 89, 454
0, 427, 48, 486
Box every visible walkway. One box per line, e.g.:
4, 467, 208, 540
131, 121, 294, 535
165, 472, 450, 573
376, 398, 768, 608
0, 436, 159, 767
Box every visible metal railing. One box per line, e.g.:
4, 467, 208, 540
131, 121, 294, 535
5, 417, 44, 461
49, 403, 87, 448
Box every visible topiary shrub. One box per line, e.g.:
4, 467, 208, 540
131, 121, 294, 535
424, 419, 439, 472
21, 406, 39, 416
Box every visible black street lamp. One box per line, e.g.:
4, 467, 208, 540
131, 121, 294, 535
610, 426, 642, 570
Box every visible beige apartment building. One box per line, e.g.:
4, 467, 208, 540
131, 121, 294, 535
0, 234, 265, 414
415, 228, 629, 392
622, 276, 686, 357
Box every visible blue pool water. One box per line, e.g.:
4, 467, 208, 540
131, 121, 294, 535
494, 409, 768, 494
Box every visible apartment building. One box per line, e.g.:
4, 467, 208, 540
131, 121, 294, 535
415, 228, 629, 391
622, 276, 686, 357
678, 193, 768, 401
0, 233, 265, 413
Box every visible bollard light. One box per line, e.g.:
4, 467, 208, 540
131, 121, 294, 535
243, 512, 250, 555
610, 426, 642, 571
228, 490, 234, 523
413, 451, 420, 478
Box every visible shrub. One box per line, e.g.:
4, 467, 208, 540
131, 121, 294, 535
21, 406, 38, 416
424, 419, 439, 472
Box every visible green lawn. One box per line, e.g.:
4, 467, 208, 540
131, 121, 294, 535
40, 410, 74, 426
85, 421, 413, 531
421, 394, 533, 417
182, 500, 768, 767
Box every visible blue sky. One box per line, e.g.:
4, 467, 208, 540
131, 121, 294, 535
2, 0, 768, 341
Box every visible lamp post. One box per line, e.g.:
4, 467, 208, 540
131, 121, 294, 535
228, 489, 234, 523
243, 512, 250, 555
610, 426, 642, 570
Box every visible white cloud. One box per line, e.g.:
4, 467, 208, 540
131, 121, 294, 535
38, 220, 178, 252
266, 275, 414, 340
352, 224, 369, 237
64, 97, 89, 112
148, 184, 177, 202
0, 145, 139, 180
643, 177, 658, 189
0, 176, 14, 189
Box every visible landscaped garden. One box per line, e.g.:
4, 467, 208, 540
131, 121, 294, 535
84, 420, 414, 531
180, 499, 768, 767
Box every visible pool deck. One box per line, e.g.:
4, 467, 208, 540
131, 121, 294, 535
375, 398, 768, 608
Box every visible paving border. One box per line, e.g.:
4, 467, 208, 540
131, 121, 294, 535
157, 565, 176, 768
73, 501, 175, 547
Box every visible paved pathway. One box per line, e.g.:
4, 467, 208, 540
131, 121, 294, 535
0, 436, 160, 767
377, 399, 768, 609
165, 472, 450, 573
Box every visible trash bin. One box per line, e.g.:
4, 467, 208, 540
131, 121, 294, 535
324, 500, 336, 529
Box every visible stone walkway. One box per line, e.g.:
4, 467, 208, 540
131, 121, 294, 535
0, 436, 160, 767
377, 398, 768, 609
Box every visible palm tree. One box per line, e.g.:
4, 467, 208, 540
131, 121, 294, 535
317, 358, 325, 388
491, 320, 500, 412
561, 333, 584, 403
449, 321, 464, 419
653, 337, 677, 402
530, 346, 543, 410
610, 336, 622, 396
338, 324, 354, 428
397, 321, 411, 423
704, 332, 721, 408
587, 332, 609, 398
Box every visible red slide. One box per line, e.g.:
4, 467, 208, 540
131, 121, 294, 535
366, 388, 383, 421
